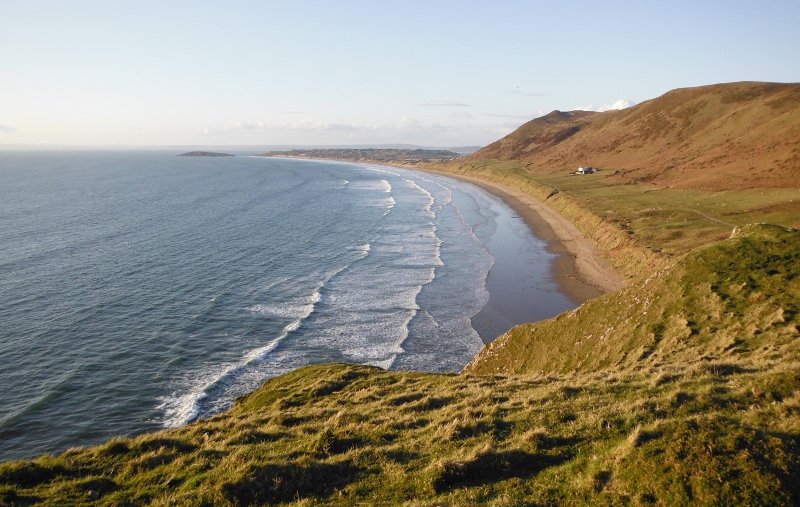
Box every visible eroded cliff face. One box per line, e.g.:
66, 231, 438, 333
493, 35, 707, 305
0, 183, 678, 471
466, 224, 800, 377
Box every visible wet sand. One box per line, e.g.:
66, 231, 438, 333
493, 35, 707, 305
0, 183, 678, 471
424, 170, 626, 337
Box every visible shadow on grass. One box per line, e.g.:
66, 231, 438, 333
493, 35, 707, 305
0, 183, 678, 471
0, 486, 41, 506
227, 431, 286, 446
0, 462, 68, 488
434, 450, 570, 493
221, 460, 365, 506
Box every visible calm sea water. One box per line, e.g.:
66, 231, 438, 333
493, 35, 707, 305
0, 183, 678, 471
0, 150, 574, 460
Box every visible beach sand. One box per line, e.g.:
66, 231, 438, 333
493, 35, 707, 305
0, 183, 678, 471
424, 170, 626, 336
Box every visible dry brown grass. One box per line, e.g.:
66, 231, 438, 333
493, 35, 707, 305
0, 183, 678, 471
473, 82, 800, 192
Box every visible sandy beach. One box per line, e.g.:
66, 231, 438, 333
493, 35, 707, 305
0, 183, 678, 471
424, 169, 626, 305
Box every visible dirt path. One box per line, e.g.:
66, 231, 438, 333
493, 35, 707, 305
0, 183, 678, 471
681, 208, 737, 229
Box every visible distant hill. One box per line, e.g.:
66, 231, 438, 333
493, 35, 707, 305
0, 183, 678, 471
472, 82, 800, 190
178, 151, 234, 157
261, 148, 462, 165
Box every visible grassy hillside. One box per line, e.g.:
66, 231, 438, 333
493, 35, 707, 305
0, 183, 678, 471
2, 83, 799, 505
475, 82, 800, 191
434, 83, 800, 268
2, 225, 799, 506
467, 224, 800, 376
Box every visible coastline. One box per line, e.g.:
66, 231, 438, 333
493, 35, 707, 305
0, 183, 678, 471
422, 169, 626, 304
261, 155, 624, 331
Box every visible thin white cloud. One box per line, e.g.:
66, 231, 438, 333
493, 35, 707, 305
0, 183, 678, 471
576, 99, 635, 112
287, 120, 361, 132
393, 117, 426, 129
414, 101, 471, 107
203, 122, 267, 134
196, 116, 512, 146
0, 124, 18, 133
232, 122, 263, 130
503, 90, 547, 97
449, 112, 474, 119
485, 111, 547, 120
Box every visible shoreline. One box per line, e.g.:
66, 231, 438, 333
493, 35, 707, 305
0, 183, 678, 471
261, 155, 625, 329
421, 169, 626, 304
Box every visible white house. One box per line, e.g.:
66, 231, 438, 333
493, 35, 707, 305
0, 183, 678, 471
576, 166, 595, 175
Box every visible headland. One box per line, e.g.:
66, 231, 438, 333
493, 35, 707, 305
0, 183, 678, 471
260, 148, 460, 165
178, 151, 234, 157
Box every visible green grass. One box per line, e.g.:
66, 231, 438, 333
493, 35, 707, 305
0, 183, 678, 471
535, 170, 800, 251
3, 149, 800, 505
434, 159, 800, 260
2, 366, 799, 505
468, 224, 800, 375
2, 225, 799, 506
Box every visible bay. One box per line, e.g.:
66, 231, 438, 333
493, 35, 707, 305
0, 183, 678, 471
0, 150, 575, 460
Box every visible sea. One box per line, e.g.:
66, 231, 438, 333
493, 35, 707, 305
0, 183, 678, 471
0, 150, 576, 461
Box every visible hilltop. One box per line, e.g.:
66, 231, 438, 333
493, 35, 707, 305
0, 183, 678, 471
474, 82, 800, 191
437, 83, 800, 277
2, 82, 799, 505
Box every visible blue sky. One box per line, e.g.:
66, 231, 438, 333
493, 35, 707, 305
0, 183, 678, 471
1, 0, 798, 147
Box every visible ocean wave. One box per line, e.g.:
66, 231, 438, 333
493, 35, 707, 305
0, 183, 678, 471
161, 286, 325, 428
247, 292, 319, 320
161, 165, 497, 430
348, 179, 392, 193
159, 238, 381, 429
361, 165, 400, 177
158, 389, 206, 429
283, 320, 301, 333
383, 196, 396, 216
410, 174, 454, 209
158, 331, 289, 428
244, 335, 286, 364
403, 178, 436, 219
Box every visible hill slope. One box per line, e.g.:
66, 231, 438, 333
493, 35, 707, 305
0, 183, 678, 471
474, 82, 800, 191
1, 229, 798, 505
467, 224, 800, 377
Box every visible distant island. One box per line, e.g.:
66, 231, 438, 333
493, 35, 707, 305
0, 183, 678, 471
178, 151, 234, 157
260, 148, 461, 166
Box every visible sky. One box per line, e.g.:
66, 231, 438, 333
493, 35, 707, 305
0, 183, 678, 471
1, 0, 799, 148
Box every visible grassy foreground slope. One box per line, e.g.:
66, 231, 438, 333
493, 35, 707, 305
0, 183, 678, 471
2, 226, 799, 506
2, 82, 800, 506
0, 226, 800, 505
